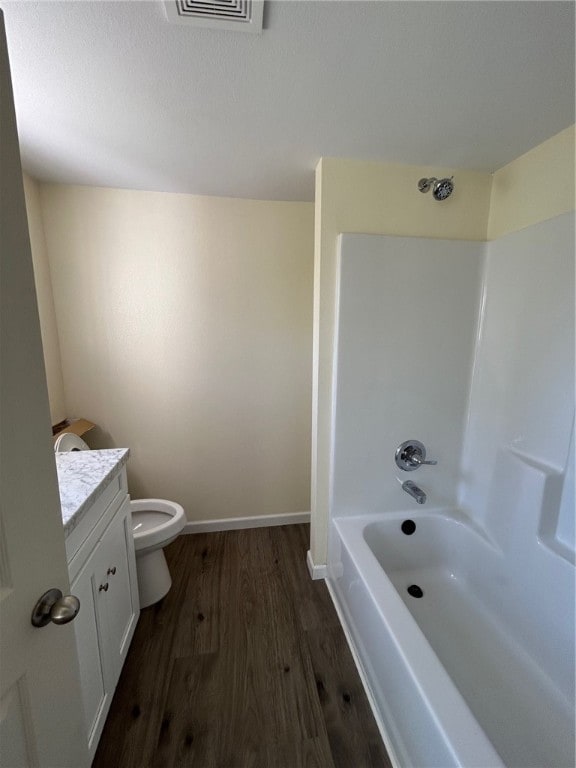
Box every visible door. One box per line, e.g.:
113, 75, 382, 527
0, 11, 89, 768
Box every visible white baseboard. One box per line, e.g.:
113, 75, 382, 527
183, 511, 310, 534
306, 549, 327, 580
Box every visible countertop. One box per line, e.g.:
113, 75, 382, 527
56, 448, 130, 535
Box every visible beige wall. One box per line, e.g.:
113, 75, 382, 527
39, 184, 314, 522
27, 123, 574, 542
23, 173, 66, 423
311, 159, 493, 563
488, 125, 575, 240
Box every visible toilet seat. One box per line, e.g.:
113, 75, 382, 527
130, 499, 185, 553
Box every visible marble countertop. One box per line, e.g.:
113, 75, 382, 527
56, 448, 130, 535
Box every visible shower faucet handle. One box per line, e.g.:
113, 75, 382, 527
409, 452, 437, 467
395, 440, 438, 471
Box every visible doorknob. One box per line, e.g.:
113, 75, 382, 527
31, 588, 80, 628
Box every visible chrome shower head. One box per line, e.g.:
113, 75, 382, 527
418, 176, 454, 201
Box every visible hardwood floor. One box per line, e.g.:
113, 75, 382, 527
93, 525, 392, 768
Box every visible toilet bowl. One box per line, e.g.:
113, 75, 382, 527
130, 499, 185, 608
54, 432, 185, 608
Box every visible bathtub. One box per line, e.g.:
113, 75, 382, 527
327, 510, 575, 768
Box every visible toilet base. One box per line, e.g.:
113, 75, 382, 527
135, 548, 172, 608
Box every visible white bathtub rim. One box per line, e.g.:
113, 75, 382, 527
324, 576, 404, 768
332, 514, 505, 768
336, 506, 501, 551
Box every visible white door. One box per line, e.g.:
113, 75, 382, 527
0, 12, 89, 768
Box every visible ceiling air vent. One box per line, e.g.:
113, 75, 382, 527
164, 0, 264, 33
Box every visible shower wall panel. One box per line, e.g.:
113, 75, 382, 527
331, 234, 484, 517
459, 211, 575, 557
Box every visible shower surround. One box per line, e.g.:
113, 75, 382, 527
325, 213, 575, 767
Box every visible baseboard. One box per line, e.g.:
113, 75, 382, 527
306, 549, 327, 580
183, 511, 310, 534
325, 578, 401, 768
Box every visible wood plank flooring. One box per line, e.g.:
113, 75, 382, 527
93, 524, 392, 768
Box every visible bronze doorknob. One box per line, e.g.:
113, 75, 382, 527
31, 588, 80, 627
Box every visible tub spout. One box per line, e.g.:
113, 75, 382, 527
402, 480, 426, 504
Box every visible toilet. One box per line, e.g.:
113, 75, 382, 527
130, 499, 185, 607
55, 432, 186, 608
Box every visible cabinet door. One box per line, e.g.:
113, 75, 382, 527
97, 497, 139, 689
71, 551, 110, 754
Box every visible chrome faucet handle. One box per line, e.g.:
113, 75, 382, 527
395, 440, 438, 471
409, 451, 437, 467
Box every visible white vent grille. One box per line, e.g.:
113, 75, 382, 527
164, 0, 264, 33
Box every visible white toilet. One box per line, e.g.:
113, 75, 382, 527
130, 498, 185, 607
55, 432, 186, 608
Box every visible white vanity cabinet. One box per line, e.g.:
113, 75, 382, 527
65, 464, 139, 761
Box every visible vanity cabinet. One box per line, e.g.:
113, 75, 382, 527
66, 466, 139, 761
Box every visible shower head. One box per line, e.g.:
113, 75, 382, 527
418, 176, 454, 201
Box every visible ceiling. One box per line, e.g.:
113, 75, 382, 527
3, 1, 575, 201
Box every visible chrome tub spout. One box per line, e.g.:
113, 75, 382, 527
402, 480, 426, 504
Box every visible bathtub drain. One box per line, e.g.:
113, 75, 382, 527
401, 520, 416, 535
407, 584, 424, 598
